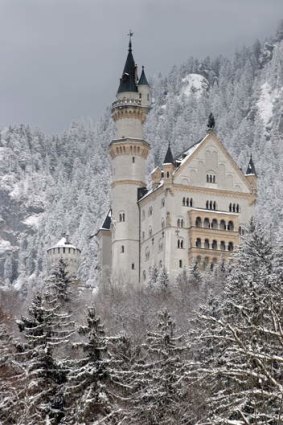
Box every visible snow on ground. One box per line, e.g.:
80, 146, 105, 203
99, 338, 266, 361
257, 81, 283, 127
257, 82, 274, 126
23, 214, 43, 228
180, 73, 209, 98
0, 238, 12, 254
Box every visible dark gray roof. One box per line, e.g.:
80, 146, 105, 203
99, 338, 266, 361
117, 40, 138, 94
246, 155, 256, 176
101, 210, 112, 230
138, 66, 149, 86
164, 144, 174, 164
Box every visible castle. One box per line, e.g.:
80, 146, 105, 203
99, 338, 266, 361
96, 36, 257, 283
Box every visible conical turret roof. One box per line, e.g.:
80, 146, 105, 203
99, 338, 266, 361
138, 66, 149, 85
117, 39, 138, 94
246, 155, 256, 176
164, 144, 174, 164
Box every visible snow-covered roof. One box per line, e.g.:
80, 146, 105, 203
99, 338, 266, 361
48, 237, 78, 251
175, 135, 207, 167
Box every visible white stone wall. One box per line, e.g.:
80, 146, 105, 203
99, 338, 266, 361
116, 118, 144, 140
47, 246, 80, 277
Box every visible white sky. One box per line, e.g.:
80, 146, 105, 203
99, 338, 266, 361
0, 0, 282, 133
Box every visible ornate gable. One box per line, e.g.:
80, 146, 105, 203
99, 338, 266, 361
174, 131, 252, 193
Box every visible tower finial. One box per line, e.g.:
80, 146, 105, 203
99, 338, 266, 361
207, 112, 215, 130
128, 30, 133, 51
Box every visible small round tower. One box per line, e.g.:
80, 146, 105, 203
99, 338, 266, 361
47, 234, 81, 277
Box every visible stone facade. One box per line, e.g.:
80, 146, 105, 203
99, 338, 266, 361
47, 236, 81, 277
97, 40, 257, 283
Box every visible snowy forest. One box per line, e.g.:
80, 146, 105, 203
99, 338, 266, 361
0, 22, 283, 424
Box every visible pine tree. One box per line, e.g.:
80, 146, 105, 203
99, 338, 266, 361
0, 322, 23, 424
64, 307, 117, 424
129, 310, 188, 425
16, 293, 67, 424
190, 220, 283, 424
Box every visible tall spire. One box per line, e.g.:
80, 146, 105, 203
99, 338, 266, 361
117, 31, 138, 94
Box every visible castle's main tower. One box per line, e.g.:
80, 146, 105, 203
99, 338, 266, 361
109, 34, 151, 281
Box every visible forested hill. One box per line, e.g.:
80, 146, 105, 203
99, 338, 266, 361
0, 24, 282, 293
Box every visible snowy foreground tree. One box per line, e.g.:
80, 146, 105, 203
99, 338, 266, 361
64, 307, 122, 425
14, 262, 74, 425
190, 220, 283, 424
128, 310, 189, 425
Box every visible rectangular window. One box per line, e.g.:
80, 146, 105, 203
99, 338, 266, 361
132, 263, 135, 270
179, 259, 183, 268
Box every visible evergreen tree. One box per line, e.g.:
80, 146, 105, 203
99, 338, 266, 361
129, 310, 188, 425
16, 294, 67, 424
190, 220, 283, 424
64, 307, 117, 424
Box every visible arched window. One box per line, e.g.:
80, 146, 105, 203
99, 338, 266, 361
228, 242, 234, 251
213, 201, 216, 210
206, 200, 209, 209
177, 219, 180, 228
119, 212, 126, 222
178, 238, 184, 249
177, 218, 184, 228
236, 204, 240, 213
229, 203, 232, 212
206, 174, 209, 182
196, 255, 202, 264
121, 245, 125, 253
166, 172, 170, 178
204, 257, 209, 268
220, 220, 226, 230
220, 241, 226, 251
232, 204, 236, 212
145, 247, 150, 261
182, 197, 186, 206
190, 198, 193, 207
228, 221, 234, 231
196, 217, 202, 228
204, 239, 209, 249
196, 238, 201, 248
204, 218, 210, 228
212, 240, 217, 250
210, 201, 213, 210
211, 219, 218, 229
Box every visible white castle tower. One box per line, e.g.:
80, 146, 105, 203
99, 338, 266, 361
47, 234, 81, 277
108, 33, 151, 281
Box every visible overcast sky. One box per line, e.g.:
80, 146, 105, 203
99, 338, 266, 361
0, 0, 282, 133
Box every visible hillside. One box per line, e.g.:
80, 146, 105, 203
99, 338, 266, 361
0, 24, 282, 293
